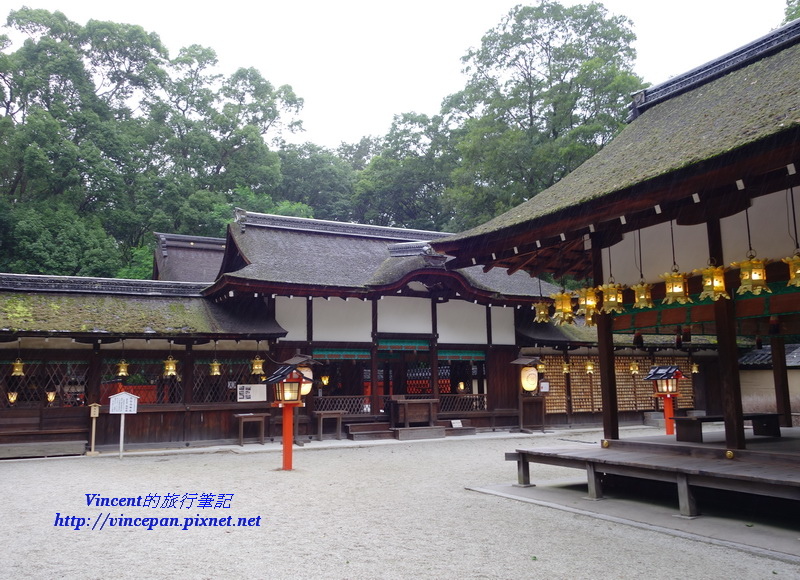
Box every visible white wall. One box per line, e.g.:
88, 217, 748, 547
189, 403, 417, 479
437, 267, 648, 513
490, 306, 516, 345
437, 300, 486, 344
275, 296, 307, 341
312, 298, 371, 342
377, 296, 431, 334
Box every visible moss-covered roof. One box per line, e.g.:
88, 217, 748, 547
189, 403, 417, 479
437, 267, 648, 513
0, 292, 286, 338
435, 35, 800, 247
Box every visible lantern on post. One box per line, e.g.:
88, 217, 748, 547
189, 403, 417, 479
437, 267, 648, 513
265, 355, 320, 471
644, 365, 683, 435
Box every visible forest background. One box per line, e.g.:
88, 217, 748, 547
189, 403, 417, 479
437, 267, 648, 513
1, 1, 798, 279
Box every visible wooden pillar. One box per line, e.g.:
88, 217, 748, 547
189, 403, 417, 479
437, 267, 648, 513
707, 219, 745, 449
86, 342, 103, 405
370, 299, 380, 412
430, 298, 440, 398
592, 244, 619, 440
771, 335, 792, 427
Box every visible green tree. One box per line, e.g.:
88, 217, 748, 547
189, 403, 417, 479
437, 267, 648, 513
275, 142, 356, 222
785, 0, 800, 23
352, 113, 456, 230
442, 1, 644, 230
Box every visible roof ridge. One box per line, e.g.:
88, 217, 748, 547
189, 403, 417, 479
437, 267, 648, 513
233, 209, 451, 241
628, 17, 800, 120
0, 273, 206, 297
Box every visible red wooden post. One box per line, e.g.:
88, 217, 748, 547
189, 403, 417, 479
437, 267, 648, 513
282, 404, 295, 471
663, 394, 676, 435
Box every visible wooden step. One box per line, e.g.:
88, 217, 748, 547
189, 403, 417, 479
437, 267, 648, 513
445, 427, 477, 436
394, 426, 446, 441
349, 431, 397, 441
347, 422, 391, 434
0, 440, 87, 459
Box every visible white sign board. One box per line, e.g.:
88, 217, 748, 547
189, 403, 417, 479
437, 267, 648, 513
237, 383, 268, 402
109, 391, 139, 414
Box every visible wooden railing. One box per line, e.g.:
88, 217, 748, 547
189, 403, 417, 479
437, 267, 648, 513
312, 394, 489, 415
439, 394, 488, 413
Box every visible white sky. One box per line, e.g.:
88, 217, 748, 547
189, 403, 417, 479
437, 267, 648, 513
2, 0, 789, 148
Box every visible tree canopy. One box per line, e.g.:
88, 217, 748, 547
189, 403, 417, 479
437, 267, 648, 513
12, 2, 781, 278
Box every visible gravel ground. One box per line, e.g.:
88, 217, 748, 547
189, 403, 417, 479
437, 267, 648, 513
3, 427, 799, 579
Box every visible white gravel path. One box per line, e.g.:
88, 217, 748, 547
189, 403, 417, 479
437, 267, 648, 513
3, 427, 798, 579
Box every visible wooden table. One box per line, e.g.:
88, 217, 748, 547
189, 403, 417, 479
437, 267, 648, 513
673, 412, 781, 443
314, 410, 345, 441
389, 398, 438, 428
233, 412, 271, 446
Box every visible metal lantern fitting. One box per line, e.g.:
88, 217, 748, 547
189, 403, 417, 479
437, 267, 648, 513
733, 252, 771, 295
250, 355, 264, 375
599, 282, 625, 314
209, 360, 222, 376
782, 252, 800, 287
631, 282, 654, 309
646, 365, 683, 394
533, 302, 551, 323
696, 264, 729, 301
660, 269, 693, 305
629, 360, 640, 375
550, 292, 575, 326
163, 355, 178, 377
575, 287, 597, 326
11, 358, 25, 377
273, 379, 301, 402
116, 359, 129, 378
6, 391, 18, 405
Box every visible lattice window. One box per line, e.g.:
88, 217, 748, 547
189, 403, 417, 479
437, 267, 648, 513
1, 360, 88, 408
100, 359, 182, 405
569, 356, 602, 413
615, 357, 658, 412
193, 359, 252, 403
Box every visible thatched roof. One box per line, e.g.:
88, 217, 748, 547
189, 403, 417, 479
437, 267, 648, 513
153, 233, 227, 283
208, 211, 558, 301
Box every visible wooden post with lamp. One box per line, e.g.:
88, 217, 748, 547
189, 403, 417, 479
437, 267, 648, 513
644, 365, 683, 435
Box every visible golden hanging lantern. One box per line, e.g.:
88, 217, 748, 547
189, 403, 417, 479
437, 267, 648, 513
630, 282, 654, 309
733, 252, 770, 295
550, 292, 575, 326
11, 358, 25, 377
250, 355, 264, 375
320, 375, 330, 386
691, 362, 700, 374
116, 359, 129, 378
46, 390, 57, 405
660, 269, 693, 305
209, 360, 222, 376
536, 361, 546, 373
695, 264, 729, 301
599, 282, 625, 314
782, 251, 800, 287
629, 361, 640, 375
6, 391, 18, 405
585, 360, 595, 375
575, 287, 597, 325
163, 355, 178, 377
533, 302, 551, 323
562, 361, 570, 374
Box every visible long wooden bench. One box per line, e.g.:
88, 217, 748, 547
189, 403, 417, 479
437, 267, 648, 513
506, 443, 800, 518
673, 413, 781, 443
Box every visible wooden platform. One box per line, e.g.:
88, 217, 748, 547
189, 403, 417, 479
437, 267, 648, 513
506, 429, 800, 518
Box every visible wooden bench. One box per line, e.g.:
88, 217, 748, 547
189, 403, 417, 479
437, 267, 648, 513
233, 412, 271, 446
673, 413, 781, 443
313, 410, 344, 441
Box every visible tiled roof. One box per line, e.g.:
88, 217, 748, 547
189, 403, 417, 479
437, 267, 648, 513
739, 344, 800, 368
153, 233, 227, 283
